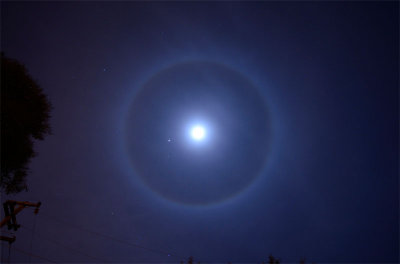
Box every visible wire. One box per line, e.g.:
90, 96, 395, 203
20, 225, 111, 262
13, 246, 58, 263
37, 211, 187, 260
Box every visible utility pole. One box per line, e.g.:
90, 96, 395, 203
0, 200, 41, 243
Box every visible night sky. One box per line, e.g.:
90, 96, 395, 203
1, 2, 399, 263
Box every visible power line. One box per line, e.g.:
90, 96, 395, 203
13, 246, 58, 263
37, 211, 187, 261
21, 225, 111, 263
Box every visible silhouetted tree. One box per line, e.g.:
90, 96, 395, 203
263, 255, 312, 264
1, 53, 52, 193
268, 255, 280, 264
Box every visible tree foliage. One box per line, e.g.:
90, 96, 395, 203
1, 53, 52, 193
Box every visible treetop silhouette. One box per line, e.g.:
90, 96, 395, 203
1, 53, 52, 194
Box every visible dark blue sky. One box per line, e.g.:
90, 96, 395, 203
1, 2, 398, 263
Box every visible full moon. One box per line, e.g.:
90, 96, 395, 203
191, 125, 206, 141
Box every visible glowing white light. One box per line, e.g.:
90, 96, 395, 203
191, 126, 205, 141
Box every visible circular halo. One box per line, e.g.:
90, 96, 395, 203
124, 61, 271, 206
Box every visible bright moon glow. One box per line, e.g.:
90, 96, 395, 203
191, 126, 206, 141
